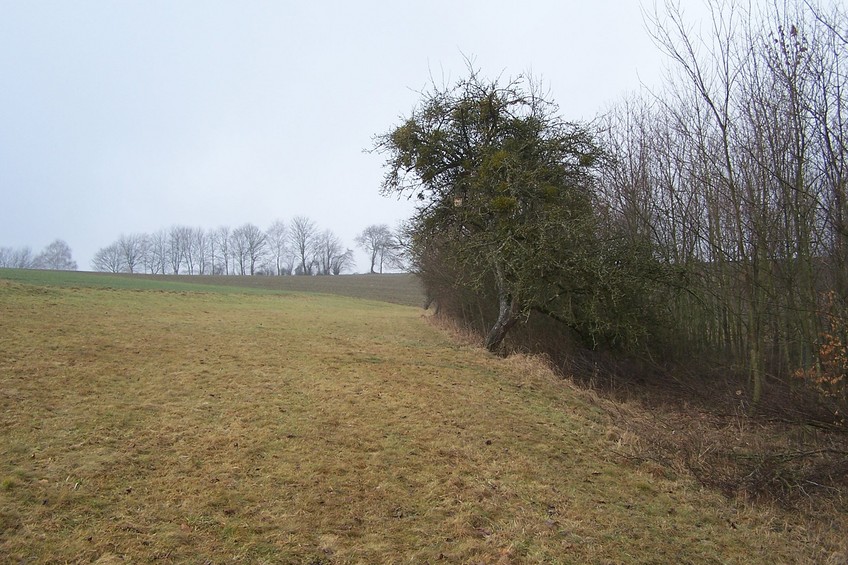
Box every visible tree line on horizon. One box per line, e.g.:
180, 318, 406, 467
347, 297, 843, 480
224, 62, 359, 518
0, 220, 406, 277
377, 0, 848, 416
90, 217, 406, 276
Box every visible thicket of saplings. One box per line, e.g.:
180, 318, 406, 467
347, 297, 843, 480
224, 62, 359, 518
378, 1, 848, 505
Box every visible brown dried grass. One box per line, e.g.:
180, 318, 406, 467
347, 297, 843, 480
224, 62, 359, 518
0, 276, 845, 563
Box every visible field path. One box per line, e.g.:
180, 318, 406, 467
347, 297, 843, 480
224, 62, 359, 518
0, 279, 830, 563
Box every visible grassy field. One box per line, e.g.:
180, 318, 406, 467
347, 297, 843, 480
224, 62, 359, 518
0, 269, 425, 307
1, 270, 845, 563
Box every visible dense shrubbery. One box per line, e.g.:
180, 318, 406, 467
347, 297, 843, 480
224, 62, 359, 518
377, 70, 676, 355
381, 1, 848, 425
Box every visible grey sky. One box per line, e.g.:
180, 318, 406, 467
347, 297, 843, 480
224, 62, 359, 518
1, 1, 684, 272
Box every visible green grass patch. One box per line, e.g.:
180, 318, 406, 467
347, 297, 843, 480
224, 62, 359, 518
0, 268, 275, 295
0, 268, 425, 306
0, 277, 844, 563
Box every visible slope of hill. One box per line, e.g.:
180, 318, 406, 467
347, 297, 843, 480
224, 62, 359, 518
0, 271, 845, 563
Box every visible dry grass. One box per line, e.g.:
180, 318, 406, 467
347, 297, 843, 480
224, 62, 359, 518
607, 390, 848, 523
1, 276, 846, 563
147, 273, 427, 307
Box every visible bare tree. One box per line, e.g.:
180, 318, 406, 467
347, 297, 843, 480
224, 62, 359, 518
331, 248, 355, 275
174, 226, 212, 275
595, 0, 848, 406
289, 216, 318, 275
117, 234, 147, 274
229, 226, 249, 275
266, 219, 288, 275
212, 226, 231, 275
314, 229, 346, 275
386, 221, 411, 272
32, 239, 77, 270
0, 246, 34, 269
191, 228, 211, 275
92, 243, 123, 273
243, 223, 267, 276
179, 226, 200, 275
228, 223, 267, 275
355, 224, 393, 273
146, 229, 169, 274
167, 226, 189, 274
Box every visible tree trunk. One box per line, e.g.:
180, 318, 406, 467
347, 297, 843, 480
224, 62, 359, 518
485, 266, 519, 352
485, 292, 518, 352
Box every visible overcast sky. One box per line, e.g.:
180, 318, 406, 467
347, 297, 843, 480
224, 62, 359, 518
0, 1, 699, 273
